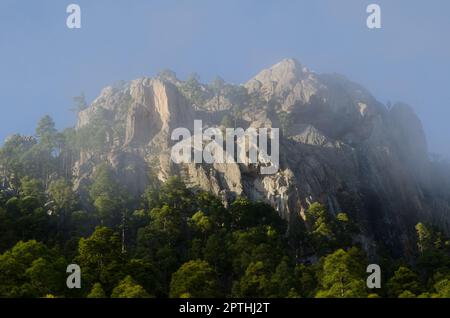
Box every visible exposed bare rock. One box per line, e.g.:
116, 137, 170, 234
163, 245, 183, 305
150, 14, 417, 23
126, 78, 194, 147
73, 58, 450, 257
246, 58, 323, 111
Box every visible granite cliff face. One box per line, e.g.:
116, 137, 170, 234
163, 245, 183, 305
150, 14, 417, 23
74, 58, 450, 256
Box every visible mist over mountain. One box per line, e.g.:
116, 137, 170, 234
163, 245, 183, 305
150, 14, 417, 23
69, 58, 450, 257
2, 0, 450, 300
1, 58, 450, 299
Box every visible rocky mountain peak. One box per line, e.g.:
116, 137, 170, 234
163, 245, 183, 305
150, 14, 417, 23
71, 59, 450, 256
245, 58, 322, 111
253, 58, 310, 83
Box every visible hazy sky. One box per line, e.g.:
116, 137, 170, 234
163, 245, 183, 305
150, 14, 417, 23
1, 0, 449, 156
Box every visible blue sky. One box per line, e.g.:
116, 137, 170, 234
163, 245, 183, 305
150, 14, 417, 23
0, 0, 449, 156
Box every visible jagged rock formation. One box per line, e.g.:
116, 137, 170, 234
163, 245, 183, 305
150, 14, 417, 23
74, 58, 450, 257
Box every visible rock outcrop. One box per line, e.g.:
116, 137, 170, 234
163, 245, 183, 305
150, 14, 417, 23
73, 58, 450, 257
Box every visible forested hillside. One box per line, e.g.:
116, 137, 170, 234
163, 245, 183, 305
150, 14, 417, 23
0, 116, 449, 298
